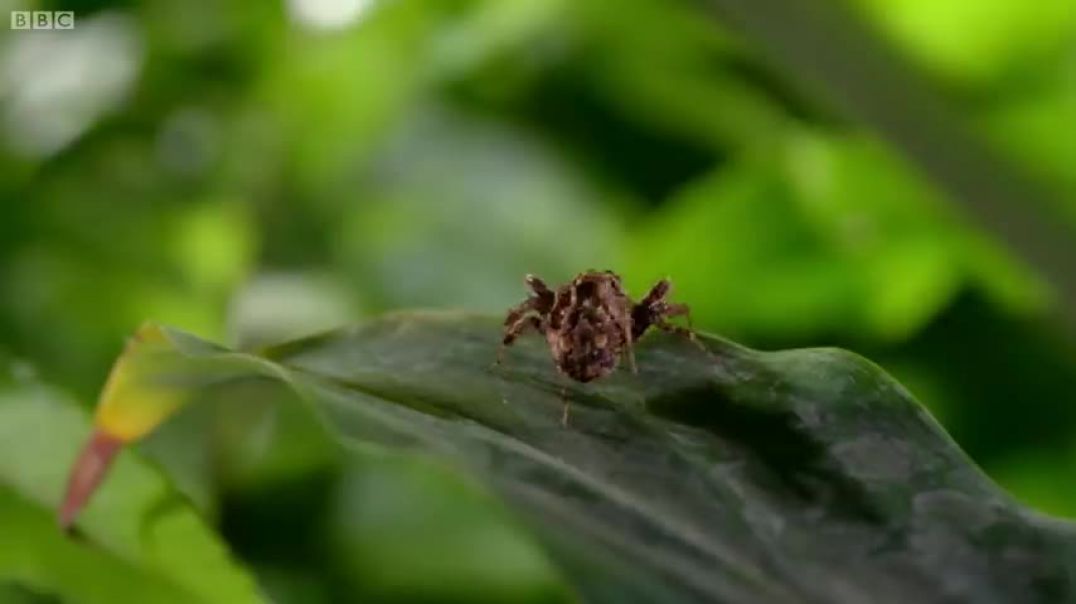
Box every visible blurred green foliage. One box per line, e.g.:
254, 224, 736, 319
0, 0, 1075, 600
0, 381, 261, 604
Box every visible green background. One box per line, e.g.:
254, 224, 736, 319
0, 0, 1075, 600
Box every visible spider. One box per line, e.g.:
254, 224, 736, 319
497, 270, 698, 423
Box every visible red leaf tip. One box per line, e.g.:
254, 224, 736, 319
58, 428, 124, 531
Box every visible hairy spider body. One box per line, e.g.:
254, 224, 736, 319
499, 270, 695, 385
544, 271, 634, 382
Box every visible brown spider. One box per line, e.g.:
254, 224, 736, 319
498, 270, 698, 422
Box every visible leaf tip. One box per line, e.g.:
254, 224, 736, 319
58, 428, 124, 531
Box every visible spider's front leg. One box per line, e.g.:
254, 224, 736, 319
559, 384, 571, 427
632, 280, 706, 353
654, 302, 704, 350
496, 274, 555, 365
619, 317, 638, 374
631, 279, 670, 341
500, 315, 543, 356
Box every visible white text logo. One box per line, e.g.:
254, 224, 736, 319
11, 11, 75, 30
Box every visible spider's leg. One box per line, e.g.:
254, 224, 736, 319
655, 308, 708, 354
630, 279, 670, 342
502, 314, 542, 346
655, 320, 704, 350
559, 385, 571, 427
502, 297, 534, 327
497, 314, 543, 365
624, 341, 637, 374
640, 279, 671, 306
525, 274, 554, 301
663, 302, 693, 328
620, 317, 637, 373
497, 274, 555, 363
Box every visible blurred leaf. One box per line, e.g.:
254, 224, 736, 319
0, 383, 261, 604
0, 14, 143, 158
783, 131, 1049, 327
427, 0, 568, 78
851, 0, 1076, 86
698, 0, 1076, 334
328, 452, 571, 603
986, 84, 1076, 224
171, 201, 257, 296
629, 132, 1048, 344
987, 448, 1076, 520
66, 315, 1076, 602
337, 107, 623, 312
627, 161, 857, 340
225, 272, 360, 348
259, 0, 437, 191
574, 0, 788, 152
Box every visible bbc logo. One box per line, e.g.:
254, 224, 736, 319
10, 11, 75, 30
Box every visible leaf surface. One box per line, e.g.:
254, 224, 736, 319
69, 313, 1076, 603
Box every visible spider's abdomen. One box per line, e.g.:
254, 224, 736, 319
547, 308, 625, 383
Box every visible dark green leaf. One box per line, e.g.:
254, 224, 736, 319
113, 313, 1076, 602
